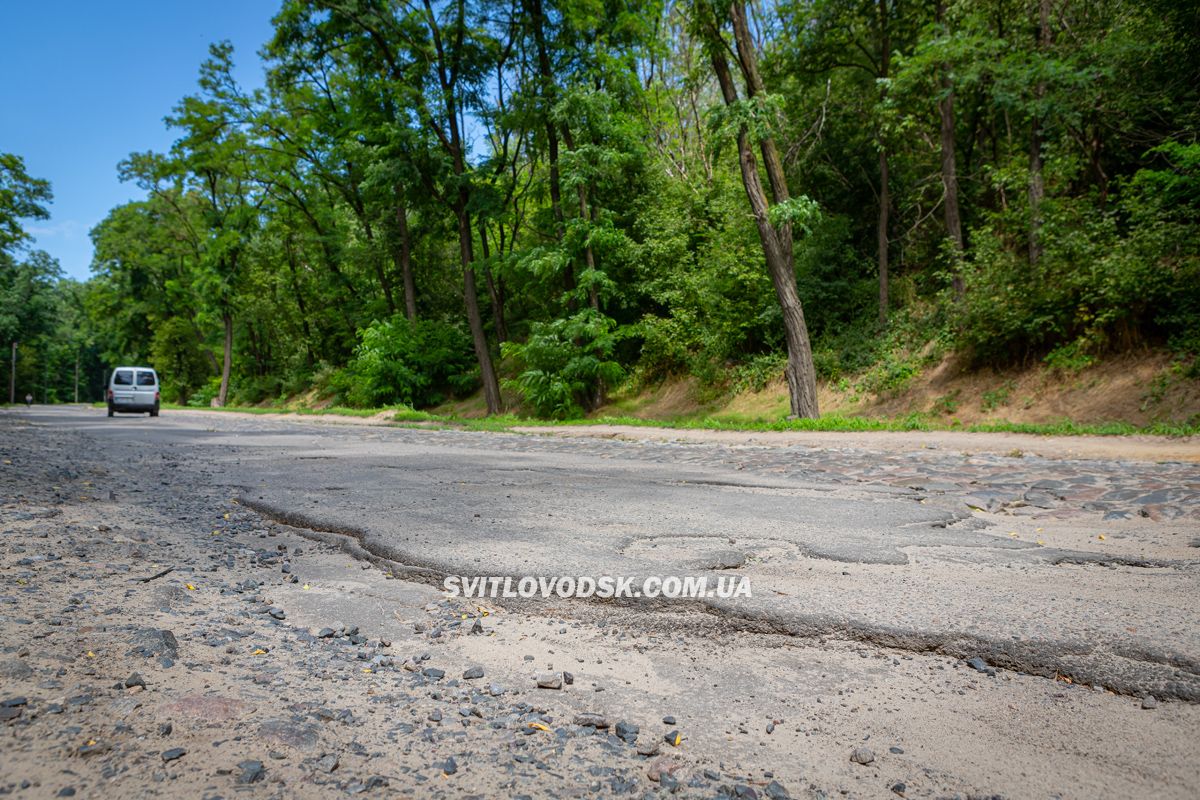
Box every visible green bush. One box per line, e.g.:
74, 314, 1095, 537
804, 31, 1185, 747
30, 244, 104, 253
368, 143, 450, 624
337, 316, 477, 408
187, 377, 222, 407
502, 309, 626, 419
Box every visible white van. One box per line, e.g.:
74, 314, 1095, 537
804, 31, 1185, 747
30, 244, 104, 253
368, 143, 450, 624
107, 366, 160, 417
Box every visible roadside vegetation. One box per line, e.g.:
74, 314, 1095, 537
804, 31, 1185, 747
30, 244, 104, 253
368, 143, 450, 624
3, 0, 1198, 429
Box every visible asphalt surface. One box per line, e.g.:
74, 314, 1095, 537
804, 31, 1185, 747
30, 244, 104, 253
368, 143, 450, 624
10, 405, 1199, 703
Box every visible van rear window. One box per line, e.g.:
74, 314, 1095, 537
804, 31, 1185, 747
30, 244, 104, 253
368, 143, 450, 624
136, 371, 157, 386
113, 370, 133, 386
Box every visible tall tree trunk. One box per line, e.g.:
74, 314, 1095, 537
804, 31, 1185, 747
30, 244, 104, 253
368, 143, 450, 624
396, 203, 417, 321
878, 147, 890, 325
1029, 0, 1051, 265
712, 38, 819, 419
285, 239, 316, 366
458, 207, 501, 414
876, 0, 891, 324
729, 2, 792, 265
525, 0, 572, 299
936, 0, 965, 297
361, 220, 396, 314
477, 218, 508, 343
216, 311, 233, 408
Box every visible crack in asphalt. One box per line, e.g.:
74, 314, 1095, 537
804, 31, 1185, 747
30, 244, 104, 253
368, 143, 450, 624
240, 496, 1200, 703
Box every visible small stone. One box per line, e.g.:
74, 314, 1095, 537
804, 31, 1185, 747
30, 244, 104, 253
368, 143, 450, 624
316, 753, 339, 773
125, 672, 147, 689
614, 721, 639, 744
535, 671, 563, 689
891, 782, 907, 796
316, 627, 336, 639
764, 781, 791, 800
661, 715, 676, 725
636, 740, 660, 757
462, 666, 484, 680
422, 667, 445, 680
237, 760, 266, 784
966, 656, 988, 673
0, 659, 33, 680
573, 712, 611, 729
646, 755, 683, 783
161, 747, 186, 763
442, 756, 458, 775
1142, 695, 1158, 709
850, 746, 875, 765
889, 746, 904, 754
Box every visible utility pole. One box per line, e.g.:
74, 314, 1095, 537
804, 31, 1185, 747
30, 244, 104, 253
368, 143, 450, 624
74, 351, 80, 403
8, 341, 15, 405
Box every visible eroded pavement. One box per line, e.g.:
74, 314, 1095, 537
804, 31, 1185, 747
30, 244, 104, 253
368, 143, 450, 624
1, 406, 1198, 798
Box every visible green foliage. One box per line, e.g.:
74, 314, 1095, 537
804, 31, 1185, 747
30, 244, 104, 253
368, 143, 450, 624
0, 153, 52, 254
150, 316, 211, 404
336, 317, 477, 409
957, 138, 1200, 366
501, 309, 626, 419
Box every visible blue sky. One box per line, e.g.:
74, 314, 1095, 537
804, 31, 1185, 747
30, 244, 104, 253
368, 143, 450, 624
2, 2, 277, 279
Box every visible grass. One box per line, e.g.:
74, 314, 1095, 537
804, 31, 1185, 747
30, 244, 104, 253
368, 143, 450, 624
79, 401, 1199, 437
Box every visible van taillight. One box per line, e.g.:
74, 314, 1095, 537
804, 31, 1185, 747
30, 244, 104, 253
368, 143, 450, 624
106, 389, 113, 401
155, 391, 160, 401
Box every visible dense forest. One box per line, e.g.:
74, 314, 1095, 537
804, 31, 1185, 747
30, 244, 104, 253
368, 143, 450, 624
3, 0, 1198, 419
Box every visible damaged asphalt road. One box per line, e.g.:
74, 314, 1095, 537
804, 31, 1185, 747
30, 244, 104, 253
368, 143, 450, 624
1, 406, 1198, 798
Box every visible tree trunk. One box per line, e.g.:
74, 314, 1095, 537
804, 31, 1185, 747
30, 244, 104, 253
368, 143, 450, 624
936, 0, 965, 297
878, 146, 890, 325
1029, 0, 1051, 265
457, 207, 501, 414
729, 2, 792, 265
875, 0, 892, 323
361, 220, 395, 314
284, 240, 317, 367
712, 40, 819, 419
477, 218, 508, 343
216, 312, 233, 407
525, 0, 572, 299
397, 202, 417, 321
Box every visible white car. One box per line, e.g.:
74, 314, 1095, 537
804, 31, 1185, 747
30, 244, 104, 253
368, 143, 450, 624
107, 366, 161, 417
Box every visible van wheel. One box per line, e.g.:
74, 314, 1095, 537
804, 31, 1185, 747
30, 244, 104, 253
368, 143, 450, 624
107, 405, 114, 418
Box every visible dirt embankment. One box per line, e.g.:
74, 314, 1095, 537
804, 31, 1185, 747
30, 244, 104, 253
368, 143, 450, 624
599, 351, 1200, 428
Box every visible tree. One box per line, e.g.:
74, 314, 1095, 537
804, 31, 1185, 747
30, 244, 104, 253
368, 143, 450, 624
698, 0, 820, 418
